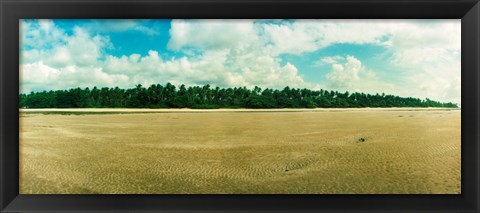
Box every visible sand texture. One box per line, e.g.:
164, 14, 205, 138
19, 109, 461, 194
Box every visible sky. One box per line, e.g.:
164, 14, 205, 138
20, 19, 461, 104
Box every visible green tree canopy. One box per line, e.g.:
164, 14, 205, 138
19, 83, 459, 109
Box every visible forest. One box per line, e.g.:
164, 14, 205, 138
19, 83, 459, 109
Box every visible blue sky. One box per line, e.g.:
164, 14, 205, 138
20, 19, 461, 104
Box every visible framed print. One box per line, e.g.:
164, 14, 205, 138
1, 0, 479, 212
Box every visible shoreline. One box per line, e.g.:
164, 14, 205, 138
19, 107, 461, 113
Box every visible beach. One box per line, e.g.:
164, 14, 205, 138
19, 108, 461, 194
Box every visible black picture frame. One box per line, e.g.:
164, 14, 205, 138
1, 0, 479, 212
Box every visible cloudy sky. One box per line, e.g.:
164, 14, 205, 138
20, 19, 461, 104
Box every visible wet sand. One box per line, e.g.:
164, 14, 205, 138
19, 108, 460, 194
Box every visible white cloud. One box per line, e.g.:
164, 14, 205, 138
386, 21, 460, 50
325, 55, 363, 90
20, 20, 124, 93
85, 20, 158, 36
103, 50, 222, 87
20, 19, 461, 104
241, 56, 306, 89
317, 21, 385, 45
20, 62, 129, 93
167, 19, 258, 52
21, 61, 60, 86
309, 20, 460, 103
322, 55, 397, 95
21, 21, 111, 68
21, 19, 67, 50
259, 20, 396, 56
46, 27, 111, 68
166, 19, 460, 103
101, 49, 309, 90
314, 55, 343, 66
56, 66, 130, 89
399, 53, 461, 104
165, 20, 314, 89
262, 23, 320, 55
383, 20, 461, 104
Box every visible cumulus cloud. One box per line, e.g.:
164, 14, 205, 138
21, 19, 67, 50
101, 49, 307, 90
20, 20, 118, 93
258, 20, 397, 56
384, 20, 461, 104
261, 23, 320, 55
166, 19, 312, 89
241, 56, 306, 89
321, 55, 397, 95
165, 19, 460, 103
309, 20, 460, 103
325, 55, 364, 90
21, 61, 60, 85
103, 50, 227, 87
21, 21, 111, 68
20, 19, 461, 104
20, 62, 129, 93
167, 20, 258, 52
400, 52, 461, 104
46, 27, 111, 68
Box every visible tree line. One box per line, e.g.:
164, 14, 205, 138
19, 83, 458, 109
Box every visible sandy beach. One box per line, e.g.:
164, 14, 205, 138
19, 108, 461, 194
